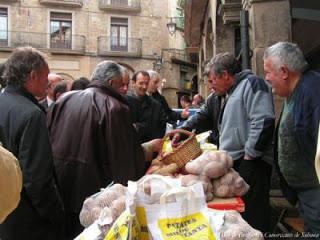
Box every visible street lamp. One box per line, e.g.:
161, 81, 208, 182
166, 16, 184, 35
167, 17, 177, 35
153, 56, 162, 72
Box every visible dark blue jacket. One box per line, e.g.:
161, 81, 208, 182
275, 70, 320, 205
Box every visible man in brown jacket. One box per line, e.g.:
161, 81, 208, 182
47, 61, 146, 239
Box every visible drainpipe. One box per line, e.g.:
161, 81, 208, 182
240, 10, 250, 69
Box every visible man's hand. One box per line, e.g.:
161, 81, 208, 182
147, 138, 163, 153
171, 133, 181, 148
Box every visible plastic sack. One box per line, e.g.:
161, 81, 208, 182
127, 175, 182, 240
104, 210, 140, 240
145, 183, 220, 240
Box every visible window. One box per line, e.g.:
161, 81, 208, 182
50, 12, 72, 49
0, 8, 8, 47
111, 0, 128, 6
110, 17, 128, 51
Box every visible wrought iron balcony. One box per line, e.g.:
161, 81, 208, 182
99, 0, 141, 13
0, 31, 86, 54
97, 36, 142, 57
39, 0, 83, 7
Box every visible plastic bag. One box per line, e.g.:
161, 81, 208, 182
104, 210, 140, 240
145, 183, 219, 240
127, 175, 182, 240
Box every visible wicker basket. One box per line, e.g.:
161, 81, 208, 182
157, 129, 202, 168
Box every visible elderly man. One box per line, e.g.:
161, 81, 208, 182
147, 70, 188, 123
179, 53, 275, 232
0, 47, 65, 239
209, 53, 275, 232
127, 70, 166, 143
47, 61, 148, 239
264, 42, 320, 234
40, 72, 63, 110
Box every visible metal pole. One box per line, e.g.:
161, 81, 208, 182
240, 10, 250, 69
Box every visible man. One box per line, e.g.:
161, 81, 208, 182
147, 70, 188, 124
40, 73, 63, 110
180, 94, 192, 109
70, 77, 90, 90
47, 61, 147, 239
192, 93, 204, 108
52, 80, 69, 101
210, 53, 274, 232
181, 53, 275, 232
0, 47, 65, 239
127, 70, 166, 143
263, 42, 320, 234
177, 62, 223, 144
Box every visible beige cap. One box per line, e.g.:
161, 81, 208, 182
0, 145, 22, 223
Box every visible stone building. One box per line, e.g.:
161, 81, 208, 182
184, 0, 320, 117
0, 0, 197, 107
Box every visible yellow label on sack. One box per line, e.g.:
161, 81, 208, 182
158, 212, 216, 240
162, 137, 173, 154
136, 206, 150, 240
104, 210, 139, 240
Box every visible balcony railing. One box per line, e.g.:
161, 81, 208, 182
162, 48, 189, 62
39, 0, 83, 7
97, 36, 142, 57
99, 0, 141, 13
0, 31, 86, 54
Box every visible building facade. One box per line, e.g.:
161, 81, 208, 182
0, 0, 197, 107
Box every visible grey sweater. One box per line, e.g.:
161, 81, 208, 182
219, 70, 275, 163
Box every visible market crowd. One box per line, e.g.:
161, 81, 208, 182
0, 41, 319, 240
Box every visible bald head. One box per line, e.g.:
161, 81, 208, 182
47, 73, 63, 100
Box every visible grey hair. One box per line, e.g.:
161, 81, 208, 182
3, 47, 47, 87
204, 52, 241, 77
91, 60, 123, 83
147, 70, 160, 80
263, 42, 308, 72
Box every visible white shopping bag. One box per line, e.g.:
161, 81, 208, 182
127, 175, 182, 240
145, 183, 220, 240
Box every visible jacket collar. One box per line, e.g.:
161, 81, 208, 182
87, 80, 128, 105
5, 84, 46, 113
227, 69, 254, 95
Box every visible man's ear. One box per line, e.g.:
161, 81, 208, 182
29, 69, 37, 82
280, 65, 289, 80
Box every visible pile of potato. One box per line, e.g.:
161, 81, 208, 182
147, 150, 250, 200
185, 151, 233, 179
184, 151, 249, 199
212, 169, 249, 198
219, 211, 264, 240
79, 184, 127, 228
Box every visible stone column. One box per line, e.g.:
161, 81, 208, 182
242, 0, 291, 77
243, 0, 291, 120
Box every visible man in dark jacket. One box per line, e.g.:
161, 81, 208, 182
0, 47, 65, 240
264, 42, 320, 234
47, 61, 146, 239
127, 70, 166, 143
147, 70, 188, 124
